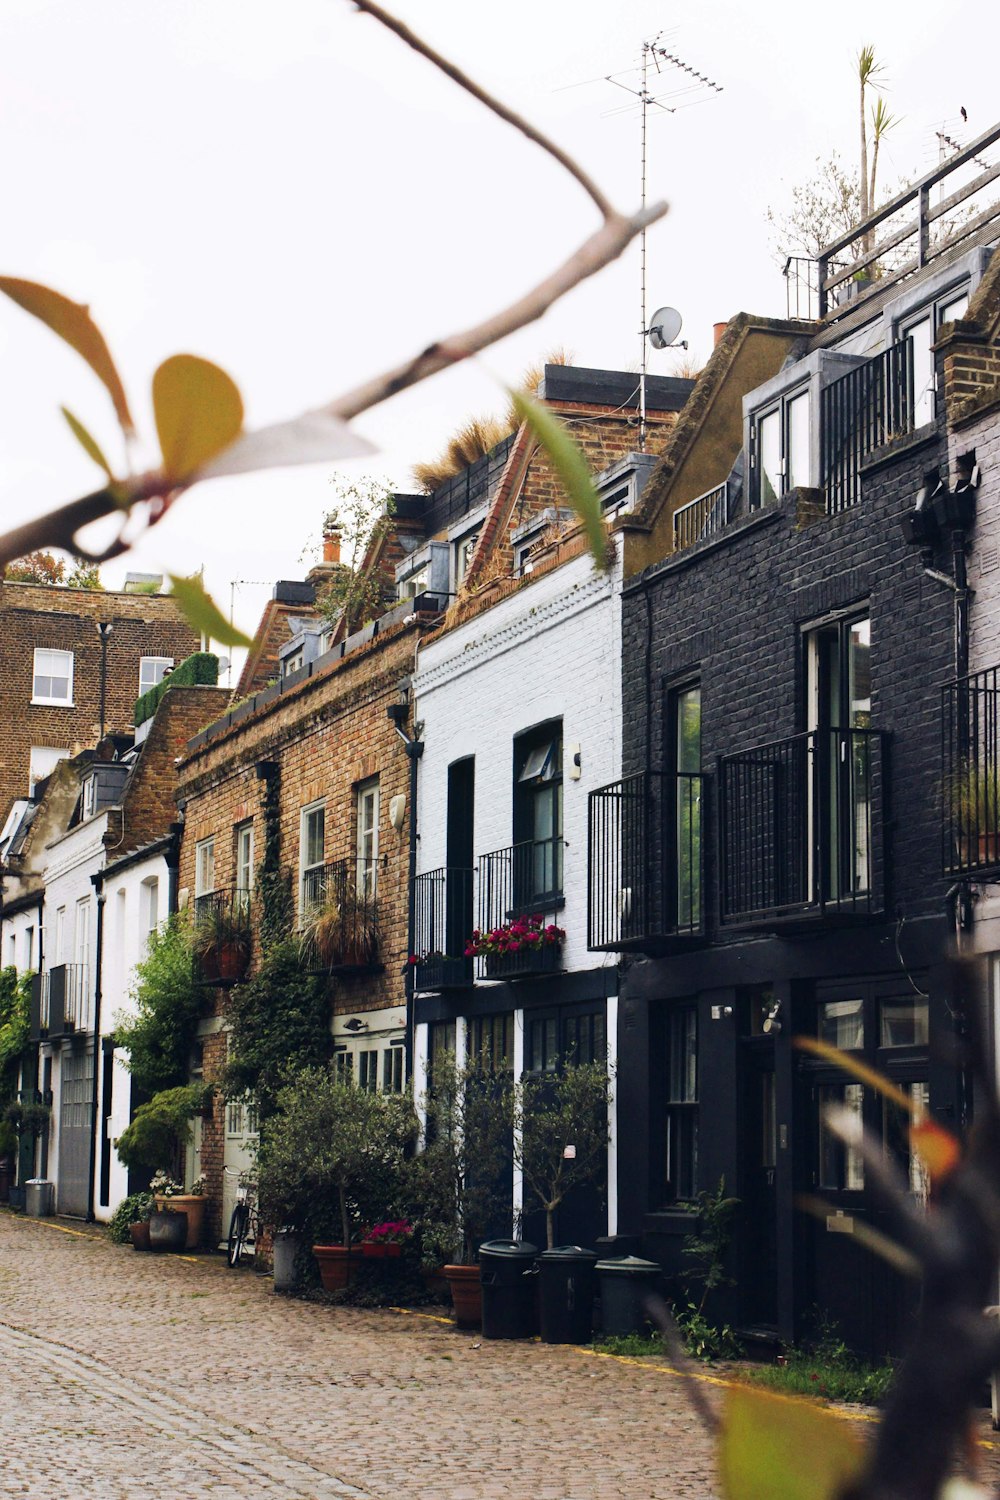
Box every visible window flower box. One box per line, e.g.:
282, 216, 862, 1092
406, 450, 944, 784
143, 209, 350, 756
466, 916, 565, 982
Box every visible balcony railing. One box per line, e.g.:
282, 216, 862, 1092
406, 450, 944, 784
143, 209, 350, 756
719, 728, 887, 926
193, 887, 254, 986
299, 856, 381, 972
588, 772, 705, 950
477, 838, 565, 979
942, 667, 1000, 876
412, 867, 475, 991
35, 964, 92, 1037
672, 482, 731, 553
783, 121, 1000, 319
821, 340, 915, 515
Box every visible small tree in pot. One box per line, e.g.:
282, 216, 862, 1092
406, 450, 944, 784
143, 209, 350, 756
115, 1084, 207, 1250
256, 1066, 416, 1290
410, 1052, 513, 1325
512, 1057, 612, 1250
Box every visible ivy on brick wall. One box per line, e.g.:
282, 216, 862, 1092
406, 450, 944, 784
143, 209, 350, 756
221, 940, 332, 1119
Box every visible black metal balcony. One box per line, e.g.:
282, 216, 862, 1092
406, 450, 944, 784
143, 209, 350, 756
719, 728, 887, 927
192, 887, 254, 986
672, 482, 731, 553
412, 867, 475, 991
943, 667, 1000, 876
476, 838, 565, 980
298, 856, 382, 973
587, 772, 705, 951
33, 964, 92, 1037
821, 340, 915, 515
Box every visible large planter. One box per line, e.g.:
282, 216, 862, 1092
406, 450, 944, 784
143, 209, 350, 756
197, 941, 249, 987
361, 1241, 402, 1259
445, 1263, 483, 1329
154, 1194, 205, 1250
129, 1220, 152, 1252
148, 1208, 188, 1253
484, 943, 562, 982
313, 1244, 355, 1291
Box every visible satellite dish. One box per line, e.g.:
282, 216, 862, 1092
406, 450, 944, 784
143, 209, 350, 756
648, 306, 683, 350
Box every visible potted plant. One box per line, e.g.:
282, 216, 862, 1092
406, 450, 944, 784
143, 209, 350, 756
411, 1053, 514, 1327
512, 1057, 612, 1249
107, 1190, 154, 1250
149, 1169, 207, 1251
115, 1084, 207, 1250
301, 895, 379, 973
466, 916, 565, 981
945, 762, 1000, 865
361, 1219, 413, 1258
256, 1066, 415, 1291
193, 901, 251, 986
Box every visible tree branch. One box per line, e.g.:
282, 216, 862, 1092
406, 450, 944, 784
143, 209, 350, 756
0, 2, 667, 574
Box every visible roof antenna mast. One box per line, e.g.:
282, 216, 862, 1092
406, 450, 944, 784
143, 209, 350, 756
603, 37, 723, 448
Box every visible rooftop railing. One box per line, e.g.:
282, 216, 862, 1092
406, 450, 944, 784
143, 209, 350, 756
821, 339, 915, 514
942, 666, 1000, 877
672, 482, 731, 553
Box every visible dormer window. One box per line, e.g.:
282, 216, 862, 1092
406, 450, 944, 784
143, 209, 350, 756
398, 564, 429, 601
897, 284, 969, 428
751, 387, 811, 507
82, 774, 97, 820
283, 649, 304, 678
454, 531, 479, 589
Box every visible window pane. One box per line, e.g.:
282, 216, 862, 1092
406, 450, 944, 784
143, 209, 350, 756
786, 391, 811, 490
305, 808, 325, 869
668, 1008, 697, 1102
880, 998, 929, 1047
883, 1081, 929, 1204
758, 409, 781, 505
33, 649, 73, 702
819, 999, 864, 1050
195, 840, 215, 898
139, 657, 173, 695
906, 316, 934, 426
940, 292, 968, 325
818, 1082, 865, 1190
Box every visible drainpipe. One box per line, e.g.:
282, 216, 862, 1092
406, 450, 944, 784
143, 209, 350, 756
166, 818, 183, 917
86, 871, 106, 1223
388, 699, 423, 1085
96, 622, 113, 741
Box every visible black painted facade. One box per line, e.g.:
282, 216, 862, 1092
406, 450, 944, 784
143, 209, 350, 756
616, 425, 967, 1358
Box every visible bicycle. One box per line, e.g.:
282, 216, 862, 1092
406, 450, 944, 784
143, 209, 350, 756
224, 1169, 262, 1268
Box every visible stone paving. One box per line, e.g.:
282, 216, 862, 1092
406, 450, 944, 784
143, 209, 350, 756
3, 1211, 1000, 1500
0, 1210, 719, 1499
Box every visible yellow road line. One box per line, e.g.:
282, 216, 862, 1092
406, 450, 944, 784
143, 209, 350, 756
573, 1348, 998, 1450
389, 1306, 456, 1326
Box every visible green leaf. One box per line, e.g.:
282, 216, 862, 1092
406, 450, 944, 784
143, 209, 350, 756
199, 408, 376, 478
168, 573, 251, 649
152, 355, 244, 481
718, 1384, 865, 1500
0, 276, 134, 432
60, 406, 115, 481
507, 387, 607, 570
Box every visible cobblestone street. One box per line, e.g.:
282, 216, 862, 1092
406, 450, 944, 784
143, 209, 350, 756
0, 1211, 721, 1500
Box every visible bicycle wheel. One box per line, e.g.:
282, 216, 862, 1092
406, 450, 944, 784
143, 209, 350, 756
227, 1204, 247, 1267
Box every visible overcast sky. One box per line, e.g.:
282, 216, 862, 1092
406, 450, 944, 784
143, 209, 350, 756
2, 0, 997, 658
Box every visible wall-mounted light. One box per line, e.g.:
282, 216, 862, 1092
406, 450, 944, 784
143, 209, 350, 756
763, 1000, 783, 1035
342, 1017, 369, 1033
389, 794, 406, 831
568, 744, 582, 780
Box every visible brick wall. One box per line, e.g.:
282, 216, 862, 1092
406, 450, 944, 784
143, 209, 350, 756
120, 686, 231, 853
0, 582, 199, 824
622, 434, 957, 926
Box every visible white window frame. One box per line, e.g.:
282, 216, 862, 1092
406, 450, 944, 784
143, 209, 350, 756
32, 648, 74, 707
195, 838, 216, 902
751, 384, 811, 506
356, 778, 379, 899
75, 897, 91, 979
300, 802, 326, 919
54, 906, 67, 965
283, 649, 304, 677
453, 529, 479, 590
138, 656, 174, 697
140, 877, 159, 939
82, 774, 97, 820
235, 823, 254, 905
28, 746, 68, 796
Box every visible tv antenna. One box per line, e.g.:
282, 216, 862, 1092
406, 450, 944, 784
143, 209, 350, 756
602, 37, 722, 447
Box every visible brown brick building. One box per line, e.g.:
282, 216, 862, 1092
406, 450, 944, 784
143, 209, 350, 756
0, 580, 199, 827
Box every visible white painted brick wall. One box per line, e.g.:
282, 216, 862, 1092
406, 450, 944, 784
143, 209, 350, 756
414, 551, 622, 974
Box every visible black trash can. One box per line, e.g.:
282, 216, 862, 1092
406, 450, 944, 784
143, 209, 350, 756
479, 1239, 539, 1340
537, 1245, 597, 1344
595, 1255, 662, 1337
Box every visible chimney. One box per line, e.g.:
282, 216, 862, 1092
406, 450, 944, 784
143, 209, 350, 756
322, 528, 341, 566
713, 321, 729, 347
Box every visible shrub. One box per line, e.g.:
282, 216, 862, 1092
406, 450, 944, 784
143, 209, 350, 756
107, 1191, 153, 1244
133, 650, 219, 728
115, 1084, 205, 1178
256, 1067, 416, 1247
114, 917, 202, 1096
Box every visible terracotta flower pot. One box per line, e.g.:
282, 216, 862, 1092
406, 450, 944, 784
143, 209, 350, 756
129, 1220, 151, 1252
444, 1263, 482, 1328
313, 1244, 355, 1291
361, 1241, 402, 1259
153, 1194, 205, 1250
